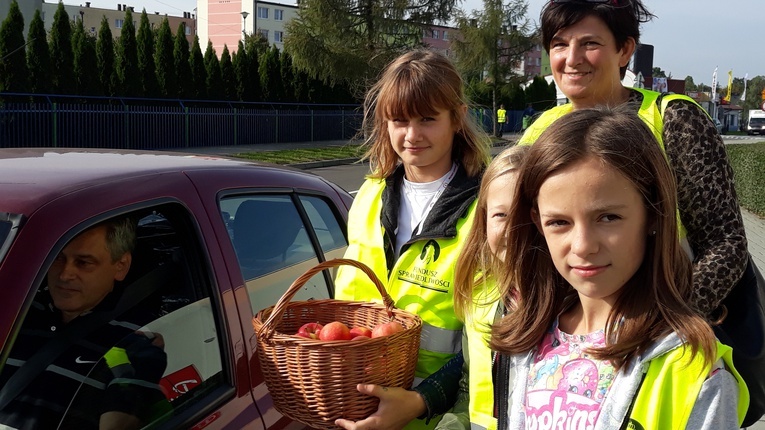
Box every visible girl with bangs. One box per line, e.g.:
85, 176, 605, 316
334, 49, 490, 430
493, 106, 748, 429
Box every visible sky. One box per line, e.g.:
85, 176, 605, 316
70, 0, 763, 86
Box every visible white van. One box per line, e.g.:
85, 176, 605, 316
747, 109, 765, 135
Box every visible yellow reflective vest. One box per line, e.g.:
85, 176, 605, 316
627, 341, 749, 429
497, 108, 507, 124
517, 88, 697, 241
335, 170, 478, 429
464, 277, 500, 430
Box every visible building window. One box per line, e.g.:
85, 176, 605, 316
257, 6, 268, 19
274, 31, 283, 42
258, 29, 269, 40
442, 30, 448, 40
115, 19, 123, 28
274, 9, 283, 21
433, 30, 440, 39
185, 23, 191, 35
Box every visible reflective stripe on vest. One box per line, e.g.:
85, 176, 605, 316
465, 278, 500, 430
517, 88, 695, 241
627, 341, 749, 429
335, 178, 474, 379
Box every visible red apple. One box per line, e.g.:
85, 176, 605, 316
319, 321, 352, 341
372, 321, 405, 338
352, 336, 371, 341
296, 322, 323, 339
349, 326, 372, 338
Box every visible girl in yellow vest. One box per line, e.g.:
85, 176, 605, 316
334, 49, 491, 430
426, 145, 529, 430
492, 106, 748, 429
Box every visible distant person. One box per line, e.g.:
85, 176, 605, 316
521, 104, 535, 131
333, 49, 491, 430
0, 217, 169, 429
494, 106, 748, 429
496, 104, 507, 138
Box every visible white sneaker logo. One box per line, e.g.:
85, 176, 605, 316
75, 356, 98, 364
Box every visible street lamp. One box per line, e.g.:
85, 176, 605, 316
241, 11, 249, 41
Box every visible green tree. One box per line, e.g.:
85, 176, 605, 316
259, 45, 282, 102
203, 40, 222, 99
244, 34, 267, 101
524, 75, 556, 111
26, 9, 51, 94
136, 10, 158, 97
280, 50, 296, 103
173, 23, 192, 99
742, 75, 765, 111
220, 45, 235, 100
154, 17, 176, 98
684, 75, 697, 92
0, 0, 29, 93
72, 20, 99, 96
116, 8, 139, 97
284, 0, 457, 87
96, 16, 116, 96
189, 35, 206, 99
652, 66, 667, 78
49, 2, 74, 94
232, 41, 250, 101
452, 0, 535, 136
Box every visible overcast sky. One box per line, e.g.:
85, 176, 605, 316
71, 0, 762, 86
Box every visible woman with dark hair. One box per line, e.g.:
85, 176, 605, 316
520, 0, 747, 320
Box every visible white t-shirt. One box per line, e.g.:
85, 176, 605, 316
395, 164, 456, 257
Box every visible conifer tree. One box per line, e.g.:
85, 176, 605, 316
116, 8, 139, 97
136, 10, 158, 97
154, 17, 177, 98
0, 0, 29, 93
220, 45, 235, 100
279, 50, 296, 103
203, 40, 221, 100
244, 34, 266, 101
173, 23, 192, 99
258, 45, 282, 102
49, 2, 74, 94
26, 9, 51, 94
72, 20, 99, 96
96, 16, 116, 96
233, 41, 250, 101
189, 35, 206, 99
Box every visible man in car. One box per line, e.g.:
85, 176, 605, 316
0, 217, 170, 429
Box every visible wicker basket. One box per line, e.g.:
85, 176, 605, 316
252, 258, 422, 429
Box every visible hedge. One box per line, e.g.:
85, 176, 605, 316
727, 142, 765, 218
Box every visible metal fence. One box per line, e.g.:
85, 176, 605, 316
0, 94, 364, 149
0, 93, 516, 149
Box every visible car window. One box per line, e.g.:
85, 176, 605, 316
0, 213, 22, 265
219, 194, 344, 314
0, 204, 228, 429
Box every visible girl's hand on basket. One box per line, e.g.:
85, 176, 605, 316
334, 384, 426, 430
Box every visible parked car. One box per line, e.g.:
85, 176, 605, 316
0, 149, 353, 429
713, 118, 723, 134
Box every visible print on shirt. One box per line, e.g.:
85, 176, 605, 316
525, 326, 617, 429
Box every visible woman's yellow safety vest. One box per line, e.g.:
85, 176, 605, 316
517, 88, 698, 241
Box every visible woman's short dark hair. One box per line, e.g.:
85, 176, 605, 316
540, 0, 655, 78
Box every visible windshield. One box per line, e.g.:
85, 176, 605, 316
0, 213, 23, 266
750, 118, 765, 126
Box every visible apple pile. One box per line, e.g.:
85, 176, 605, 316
295, 320, 404, 341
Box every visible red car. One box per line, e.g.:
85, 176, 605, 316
0, 149, 353, 429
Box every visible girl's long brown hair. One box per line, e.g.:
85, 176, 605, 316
359, 49, 490, 179
491, 105, 716, 370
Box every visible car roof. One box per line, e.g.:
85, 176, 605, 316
0, 148, 326, 215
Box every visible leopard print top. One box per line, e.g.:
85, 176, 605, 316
629, 89, 749, 317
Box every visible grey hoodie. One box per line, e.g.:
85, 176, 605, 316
504, 332, 742, 430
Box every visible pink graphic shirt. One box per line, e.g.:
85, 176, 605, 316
524, 322, 617, 429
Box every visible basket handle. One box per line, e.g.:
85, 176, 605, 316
257, 258, 395, 339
